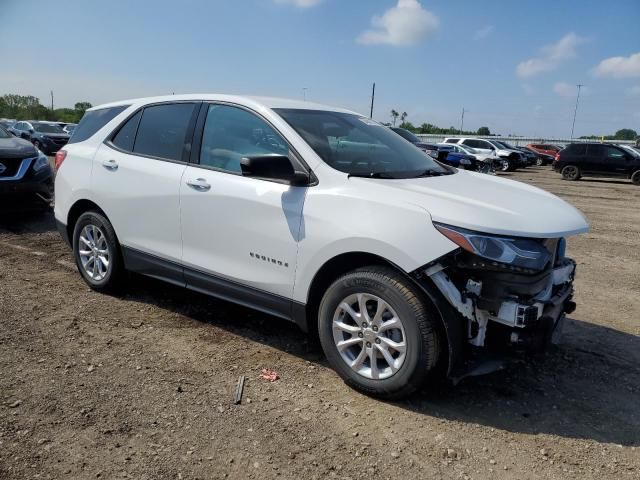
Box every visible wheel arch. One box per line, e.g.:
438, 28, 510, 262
301, 251, 461, 376
66, 199, 109, 241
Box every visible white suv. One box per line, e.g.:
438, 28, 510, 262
444, 137, 524, 171
55, 95, 588, 398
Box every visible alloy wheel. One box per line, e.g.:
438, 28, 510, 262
562, 165, 579, 180
332, 293, 407, 380
78, 224, 111, 281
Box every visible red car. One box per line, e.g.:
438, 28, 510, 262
526, 143, 562, 157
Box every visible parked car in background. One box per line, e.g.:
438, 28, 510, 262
389, 127, 441, 155
491, 141, 530, 168
63, 124, 77, 135
10, 121, 70, 154
435, 144, 479, 170
54, 94, 589, 398
527, 143, 562, 157
554, 142, 640, 185
443, 137, 523, 172
0, 119, 16, 130
518, 146, 554, 166
445, 143, 495, 174
0, 124, 53, 212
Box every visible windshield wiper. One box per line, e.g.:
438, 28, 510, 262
414, 169, 450, 178
347, 172, 395, 179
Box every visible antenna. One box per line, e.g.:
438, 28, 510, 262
570, 84, 584, 140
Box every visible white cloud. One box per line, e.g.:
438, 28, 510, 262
553, 82, 588, 98
273, 0, 322, 7
357, 0, 439, 47
594, 52, 640, 78
473, 25, 493, 40
516, 33, 585, 78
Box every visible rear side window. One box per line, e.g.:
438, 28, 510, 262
445, 138, 459, 144
133, 103, 197, 161
69, 105, 129, 144
566, 144, 586, 155
111, 110, 142, 152
587, 145, 605, 157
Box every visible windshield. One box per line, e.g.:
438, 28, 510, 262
34, 123, 65, 134
0, 126, 11, 139
275, 109, 452, 178
391, 128, 421, 143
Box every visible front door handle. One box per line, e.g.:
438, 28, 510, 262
102, 159, 119, 171
186, 178, 211, 191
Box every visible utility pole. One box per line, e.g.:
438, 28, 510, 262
369, 82, 376, 118
460, 107, 465, 134
50, 90, 54, 112
570, 84, 583, 140
302, 88, 308, 102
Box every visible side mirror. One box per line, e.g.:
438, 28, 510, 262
240, 154, 310, 186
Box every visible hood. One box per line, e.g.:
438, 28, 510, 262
0, 136, 38, 159
356, 170, 589, 238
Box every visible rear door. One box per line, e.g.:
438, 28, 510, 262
584, 144, 606, 173
92, 102, 199, 274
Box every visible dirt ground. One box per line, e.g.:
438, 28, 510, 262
1, 167, 638, 480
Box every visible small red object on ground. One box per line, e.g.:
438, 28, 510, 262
260, 368, 279, 382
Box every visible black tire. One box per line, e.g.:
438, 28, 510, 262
536, 157, 544, 166
318, 266, 441, 399
33, 140, 41, 151
498, 158, 511, 172
72, 211, 125, 293
561, 165, 581, 181
632, 170, 640, 186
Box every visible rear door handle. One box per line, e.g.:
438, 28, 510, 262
102, 159, 119, 171
186, 178, 211, 191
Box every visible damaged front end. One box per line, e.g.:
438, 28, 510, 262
412, 223, 577, 378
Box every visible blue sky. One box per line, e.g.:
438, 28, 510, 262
1, 0, 639, 137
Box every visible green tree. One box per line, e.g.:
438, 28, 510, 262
614, 128, 637, 140
74, 102, 92, 117
390, 109, 399, 126
400, 111, 408, 123
477, 126, 491, 136
399, 121, 416, 132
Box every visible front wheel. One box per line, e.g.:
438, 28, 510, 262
72, 211, 125, 293
498, 158, 511, 172
561, 165, 581, 181
536, 157, 544, 166
318, 266, 441, 399
632, 170, 640, 186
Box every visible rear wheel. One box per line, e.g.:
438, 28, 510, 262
318, 266, 441, 399
632, 170, 640, 186
561, 165, 581, 181
72, 211, 125, 293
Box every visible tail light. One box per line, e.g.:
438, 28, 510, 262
54, 150, 67, 171
554, 152, 560, 162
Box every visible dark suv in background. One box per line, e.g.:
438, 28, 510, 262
10, 121, 70, 155
554, 143, 640, 185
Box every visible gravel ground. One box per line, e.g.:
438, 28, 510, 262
0, 167, 638, 479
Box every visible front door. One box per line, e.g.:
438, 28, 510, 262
180, 103, 306, 317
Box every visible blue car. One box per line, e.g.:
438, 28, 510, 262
436, 144, 479, 170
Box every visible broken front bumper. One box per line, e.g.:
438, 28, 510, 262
418, 251, 577, 353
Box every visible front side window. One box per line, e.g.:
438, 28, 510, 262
69, 105, 129, 144
276, 109, 451, 178
606, 146, 624, 159
133, 103, 197, 161
199, 104, 289, 173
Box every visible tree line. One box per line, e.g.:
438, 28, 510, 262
386, 109, 491, 136
0, 94, 93, 124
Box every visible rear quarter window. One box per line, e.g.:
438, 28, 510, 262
68, 105, 129, 144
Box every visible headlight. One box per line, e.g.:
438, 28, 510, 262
434, 223, 551, 271
32, 153, 50, 172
